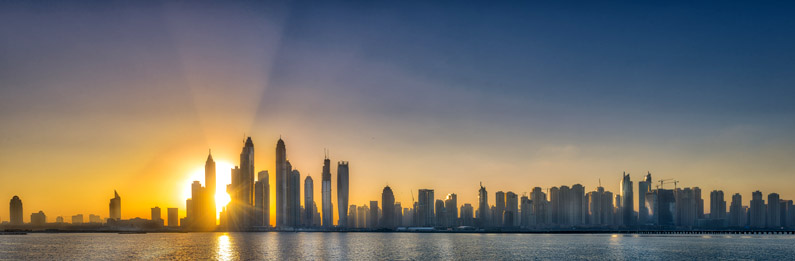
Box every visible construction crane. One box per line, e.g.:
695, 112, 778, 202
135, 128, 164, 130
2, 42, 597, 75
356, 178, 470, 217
657, 179, 679, 190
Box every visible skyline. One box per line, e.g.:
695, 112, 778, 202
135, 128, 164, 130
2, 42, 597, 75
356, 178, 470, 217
3, 1, 795, 222
2, 135, 793, 228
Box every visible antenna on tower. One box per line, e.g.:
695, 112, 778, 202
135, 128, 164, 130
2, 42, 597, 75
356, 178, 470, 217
599, 178, 602, 187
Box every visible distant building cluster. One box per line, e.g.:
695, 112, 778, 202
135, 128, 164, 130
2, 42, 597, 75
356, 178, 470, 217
3, 138, 795, 232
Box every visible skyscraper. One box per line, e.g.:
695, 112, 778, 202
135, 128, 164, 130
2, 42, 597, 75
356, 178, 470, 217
638, 172, 652, 225
445, 194, 458, 228
750, 191, 765, 228
531, 187, 547, 226
151, 206, 162, 223
30, 211, 46, 226
288, 168, 301, 227
167, 208, 178, 227
322, 157, 333, 227
381, 186, 395, 229
767, 193, 781, 228
205, 150, 216, 227
109, 190, 121, 221
9, 196, 22, 225
239, 137, 255, 229
505, 192, 519, 227
495, 191, 505, 227
461, 204, 474, 226
728, 193, 743, 227
347, 205, 357, 228
477, 183, 488, 227
620, 172, 634, 226
435, 199, 446, 227
418, 189, 435, 227
337, 161, 349, 228
255, 170, 270, 227
570, 184, 585, 226
275, 138, 287, 227
709, 190, 726, 221
369, 201, 379, 228
189, 181, 205, 229
304, 176, 314, 227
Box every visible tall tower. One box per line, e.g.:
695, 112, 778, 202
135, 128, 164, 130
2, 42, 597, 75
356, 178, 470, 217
275, 138, 287, 227
288, 168, 301, 227
239, 138, 255, 229
304, 176, 314, 227
322, 157, 333, 227
9, 196, 23, 225
620, 172, 634, 226
109, 190, 121, 221
205, 151, 216, 227
638, 172, 652, 225
381, 186, 395, 229
337, 161, 349, 228
254, 171, 270, 227
495, 191, 505, 227
477, 183, 488, 228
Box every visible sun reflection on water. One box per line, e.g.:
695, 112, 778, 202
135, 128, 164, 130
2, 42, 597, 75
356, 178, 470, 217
217, 233, 233, 260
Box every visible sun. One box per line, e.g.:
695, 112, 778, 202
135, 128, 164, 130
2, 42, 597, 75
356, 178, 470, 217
182, 160, 235, 223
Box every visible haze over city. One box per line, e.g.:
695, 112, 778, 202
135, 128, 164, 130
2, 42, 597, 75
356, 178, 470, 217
2, 1, 795, 225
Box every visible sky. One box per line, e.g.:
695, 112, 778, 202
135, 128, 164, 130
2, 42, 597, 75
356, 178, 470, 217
1, 1, 795, 224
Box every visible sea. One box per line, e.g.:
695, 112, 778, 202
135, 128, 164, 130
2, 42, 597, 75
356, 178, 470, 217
1, 232, 794, 260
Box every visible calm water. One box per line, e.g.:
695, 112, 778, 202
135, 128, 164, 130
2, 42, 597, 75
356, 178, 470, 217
1, 232, 794, 260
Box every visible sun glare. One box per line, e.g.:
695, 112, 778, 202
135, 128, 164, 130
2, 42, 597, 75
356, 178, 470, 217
183, 160, 235, 223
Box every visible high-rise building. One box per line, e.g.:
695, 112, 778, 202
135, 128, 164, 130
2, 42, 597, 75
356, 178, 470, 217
531, 187, 547, 226
728, 193, 743, 227
694, 187, 704, 219
505, 192, 519, 227
322, 157, 333, 227
9, 196, 22, 225
445, 194, 458, 227
750, 191, 765, 228
239, 137, 255, 229
369, 201, 379, 228
709, 190, 726, 222
570, 184, 585, 226
520, 195, 531, 228
88, 214, 101, 223
638, 172, 652, 225
205, 151, 216, 227
30, 211, 45, 225
495, 191, 505, 227
167, 208, 178, 227
337, 161, 349, 228
381, 186, 395, 229
435, 199, 446, 227
477, 183, 488, 227
255, 170, 270, 227
418, 189, 435, 227
676, 188, 697, 227
394, 202, 403, 227
358, 205, 368, 228
347, 205, 357, 228
56, 216, 64, 223
587, 186, 615, 226
151, 206, 162, 222
767, 193, 781, 228
275, 138, 287, 227
304, 176, 314, 227
549, 186, 560, 225
288, 168, 301, 227
189, 181, 204, 228
461, 204, 474, 226
109, 190, 121, 221
620, 172, 634, 226
72, 214, 84, 224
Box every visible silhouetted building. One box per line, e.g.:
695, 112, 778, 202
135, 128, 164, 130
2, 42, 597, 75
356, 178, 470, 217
709, 190, 726, 226
322, 157, 333, 227
505, 192, 519, 227
531, 187, 547, 226
205, 151, 216, 227
288, 168, 301, 227
570, 184, 585, 226
304, 176, 314, 227
638, 172, 652, 225
72, 214, 83, 224
9, 196, 22, 225
89, 214, 101, 224
587, 186, 615, 226
620, 172, 634, 226
435, 199, 446, 227
750, 191, 765, 228
357, 205, 368, 228
418, 189, 435, 227
347, 205, 357, 228
168, 208, 178, 227
728, 193, 744, 227
275, 138, 287, 227
767, 193, 781, 228
30, 211, 45, 225
694, 187, 704, 220
381, 186, 395, 229
477, 183, 488, 227
445, 194, 458, 227
495, 191, 505, 227
151, 206, 162, 223
56, 216, 64, 223
394, 202, 403, 227
676, 188, 697, 227
461, 204, 474, 226
255, 171, 270, 227
337, 161, 349, 228
109, 191, 121, 221
647, 189, 675, 226
369, 201, 379, 228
